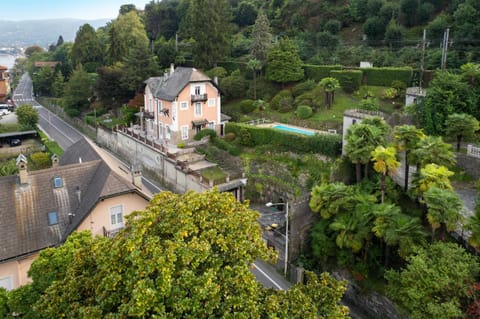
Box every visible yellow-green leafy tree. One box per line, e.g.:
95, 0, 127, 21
25, 190, 349, 318
371, 146, 400, 203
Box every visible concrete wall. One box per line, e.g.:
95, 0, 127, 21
97, 127, 209, 195
456, 153, 480, 179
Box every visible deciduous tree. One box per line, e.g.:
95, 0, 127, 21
385, 242, 480, 319
30, 190, 348, 318
15, 104, 38, 130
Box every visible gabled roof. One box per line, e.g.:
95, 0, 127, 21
145, 67, 213, 101
59, 138, 101, 165
0, 139, 147, 263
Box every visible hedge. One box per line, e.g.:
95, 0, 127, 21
303, 64, 343, 81
225, 123, 342, 157
362, 67, 413, 87
330, 70, 363, 93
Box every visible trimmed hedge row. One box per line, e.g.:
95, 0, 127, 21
303, 64, 343, 81
225, 123, 342, 157
330, 70, 363, 93
362, 67, 413, 87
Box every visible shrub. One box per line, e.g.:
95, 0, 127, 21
220, 69, 247, 100
296, 105, 313, 119
358, 98, 379, 111
213, 138, 240, 156
391, 80, 407, 91
239, 99, 256, 114
278, 97, 294, 113
324, 19, 342, 34
382, 88, 399, 100
292, 80, 316, 97
193, 129, 217, 141
177, 142, 185, 148
30, 152, 51, 170
270, 90, 292, 110
224, 132, 236, 142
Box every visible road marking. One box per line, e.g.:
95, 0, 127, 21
252, 262, 284, 290
38, 112, 77, 144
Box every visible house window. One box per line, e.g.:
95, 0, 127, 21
208, 98, 215, 107
166, 126, 171, 139
110, 205, 124, 229
208, 122, 215, 130
157, 100, 162, 115
48, 212, 58, 225
194, 102, 202, 117
53, 177, 63, 188
180, 101, 188, 110
195, 86, 201, 95
0, 276, 13, 291
159, 123, 164, 138
181, 125, 189, 140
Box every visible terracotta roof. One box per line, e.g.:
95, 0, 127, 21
0, 65, 8, 70
145, 67, 214, 101
0, 139, 144, 263
34, 61, 60, 68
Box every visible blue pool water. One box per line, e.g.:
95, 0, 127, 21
272, 124, 315, 136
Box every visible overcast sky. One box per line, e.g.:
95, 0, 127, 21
3, 0, 151, 21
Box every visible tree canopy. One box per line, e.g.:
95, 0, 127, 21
5, 190, 349, 318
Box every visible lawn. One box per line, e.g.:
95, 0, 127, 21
200, 166, 227, 185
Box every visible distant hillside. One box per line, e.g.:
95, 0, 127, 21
0, 19, 110, 48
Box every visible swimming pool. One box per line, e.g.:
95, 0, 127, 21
272, 124, 315, 136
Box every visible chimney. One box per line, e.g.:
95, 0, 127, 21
213, 76, 218, 85
16, 154, 28, 185
51, 154, 59, 167
170, 63, 175, 75
75, 186, 81, 203
132, 169, 142, 189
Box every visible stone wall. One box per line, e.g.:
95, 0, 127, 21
456, 153, 480, 179
97, 127, 207, 194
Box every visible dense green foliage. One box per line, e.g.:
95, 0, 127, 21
225, 123, 342, 157
385, 242, 480, 319
2, 190, 349, 318
330, 70, 362, 93
15, 104, 39, 130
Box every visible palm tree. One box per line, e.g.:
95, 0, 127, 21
345, 123, 386, 183
247, 58, 262, 100
372, 204, 426, 266
410, 135, 456, 171
371, 146, 400, 203
423, 187, 463, 240
318, 77, 340, 109
445, 113, 480, 152
393, 125, 425, 192
411, 164, 454, 199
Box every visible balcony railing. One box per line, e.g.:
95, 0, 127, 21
191, 94, 208, 103
143, 111, 154, 119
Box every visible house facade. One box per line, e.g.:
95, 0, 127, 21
0, 139, 150, 291
144, 65, 226, 145
0, 64, 10, 102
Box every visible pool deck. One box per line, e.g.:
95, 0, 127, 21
256, 122, 334, 135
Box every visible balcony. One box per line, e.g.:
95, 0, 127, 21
143, 111, 154, 119
191, 93, 208, 103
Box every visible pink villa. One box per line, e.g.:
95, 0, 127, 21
144, 65, 229, 145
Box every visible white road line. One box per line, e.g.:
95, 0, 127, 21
252, 262, 284, 290
38, 113, 76, 144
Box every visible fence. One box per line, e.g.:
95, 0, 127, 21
467, 144, 480, 158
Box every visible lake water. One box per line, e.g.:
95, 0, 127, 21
0, 54, 17, 69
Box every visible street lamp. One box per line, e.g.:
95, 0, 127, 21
266, 201, 289, 278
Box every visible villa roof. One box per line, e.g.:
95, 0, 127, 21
145, 67, 213, 101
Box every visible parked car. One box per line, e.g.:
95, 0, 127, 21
9, 139, 21, 147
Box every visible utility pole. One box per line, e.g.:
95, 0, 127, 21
441, 28, 450, 71
420, 29, 426, 88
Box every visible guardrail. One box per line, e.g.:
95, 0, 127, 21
467, 144, 480, 158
